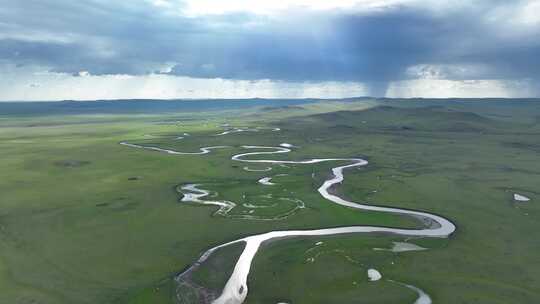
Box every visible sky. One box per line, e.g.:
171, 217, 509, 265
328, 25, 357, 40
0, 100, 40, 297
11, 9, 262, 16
1, 0, 539, 101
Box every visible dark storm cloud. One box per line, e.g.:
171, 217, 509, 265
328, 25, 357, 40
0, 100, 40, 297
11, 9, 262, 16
1, 0, 539, 86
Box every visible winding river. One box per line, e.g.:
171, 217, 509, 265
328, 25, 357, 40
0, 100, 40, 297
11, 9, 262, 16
121, 139, 456, 304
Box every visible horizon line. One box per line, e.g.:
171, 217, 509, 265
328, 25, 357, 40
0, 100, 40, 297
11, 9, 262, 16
1, 96, 540, 103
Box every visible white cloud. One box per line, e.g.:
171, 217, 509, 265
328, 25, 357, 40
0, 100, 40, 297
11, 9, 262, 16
520, 0, 540, 25
486, 0, 540, 27
157, 62, 177, 74
150, 0, 174, 8
180, 0, 415, 16
406, 64, 494, 80
2, 64, 536, 101
178, 0, 527, 17
387, 79, 537, 98
0, 64, 369, 101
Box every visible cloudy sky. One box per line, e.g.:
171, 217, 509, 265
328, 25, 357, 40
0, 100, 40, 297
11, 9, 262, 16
1, 0, 539, 101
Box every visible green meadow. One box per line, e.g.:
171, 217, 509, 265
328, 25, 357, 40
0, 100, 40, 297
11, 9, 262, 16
0, 99, 539, 303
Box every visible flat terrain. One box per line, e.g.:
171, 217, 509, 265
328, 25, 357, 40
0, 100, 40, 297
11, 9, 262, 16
0, 98, 539, 303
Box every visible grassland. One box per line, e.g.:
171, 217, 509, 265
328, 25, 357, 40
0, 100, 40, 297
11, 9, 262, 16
0, 98, 539, 304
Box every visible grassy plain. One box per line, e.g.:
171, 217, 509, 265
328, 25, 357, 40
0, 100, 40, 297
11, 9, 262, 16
0, 99, 539, 303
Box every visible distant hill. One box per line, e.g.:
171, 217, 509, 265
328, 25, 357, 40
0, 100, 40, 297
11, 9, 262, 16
0, 97, 538, 116
0, 99, 320, 116
286, 104, 525, 134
